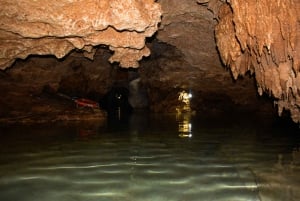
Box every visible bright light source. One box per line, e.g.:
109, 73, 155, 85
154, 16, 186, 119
178, 90, 192, 104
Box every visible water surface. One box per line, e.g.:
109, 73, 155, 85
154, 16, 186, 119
0, 112, 299, 201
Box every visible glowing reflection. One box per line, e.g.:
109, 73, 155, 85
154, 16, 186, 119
177, 90, 194, 138
177, 113, 193, 138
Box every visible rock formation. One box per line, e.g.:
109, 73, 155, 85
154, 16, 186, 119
147, 0, 270, 114
0, 0, 161, 69
214, 0, 300, 123
1, 0, 300, 124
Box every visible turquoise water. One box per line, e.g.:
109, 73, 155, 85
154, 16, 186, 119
0, 113, 299, 201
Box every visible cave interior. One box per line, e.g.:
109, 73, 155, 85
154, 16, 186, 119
2, 2, 300, 200
0, 0, 299, 127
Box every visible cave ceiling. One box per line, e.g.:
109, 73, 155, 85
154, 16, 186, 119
0, 0, 161, 69
0, 0, 300, 123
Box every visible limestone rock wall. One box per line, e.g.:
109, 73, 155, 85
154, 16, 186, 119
0, 0, 161, 69
214, 0, 300, 123
152, 0, 272, 114
157, 0, 222, 70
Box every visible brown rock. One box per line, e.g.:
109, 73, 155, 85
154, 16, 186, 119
0, 0, 162, 69
1, 0, 297, 124
215, 0, 300, 123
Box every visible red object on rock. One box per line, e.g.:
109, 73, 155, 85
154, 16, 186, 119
74, 98, 99, 109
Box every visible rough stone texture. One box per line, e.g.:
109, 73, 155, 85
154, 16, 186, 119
157, 0, 221, 70
0, 0, 287, 123
214, 0, 300, 123
147, 0, 273, 114
140, 40, 273, 114
0, 0, 161, 69
0, 49, 113, 124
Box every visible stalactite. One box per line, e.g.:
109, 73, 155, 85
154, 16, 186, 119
0, 0, 162, 70
215, 0, 300, 123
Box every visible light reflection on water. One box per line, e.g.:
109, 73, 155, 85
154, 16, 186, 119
0, 113, 299, 201
177, 113, 193, 138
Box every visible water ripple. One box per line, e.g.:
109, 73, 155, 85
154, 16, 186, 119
0, 116, 299, 201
